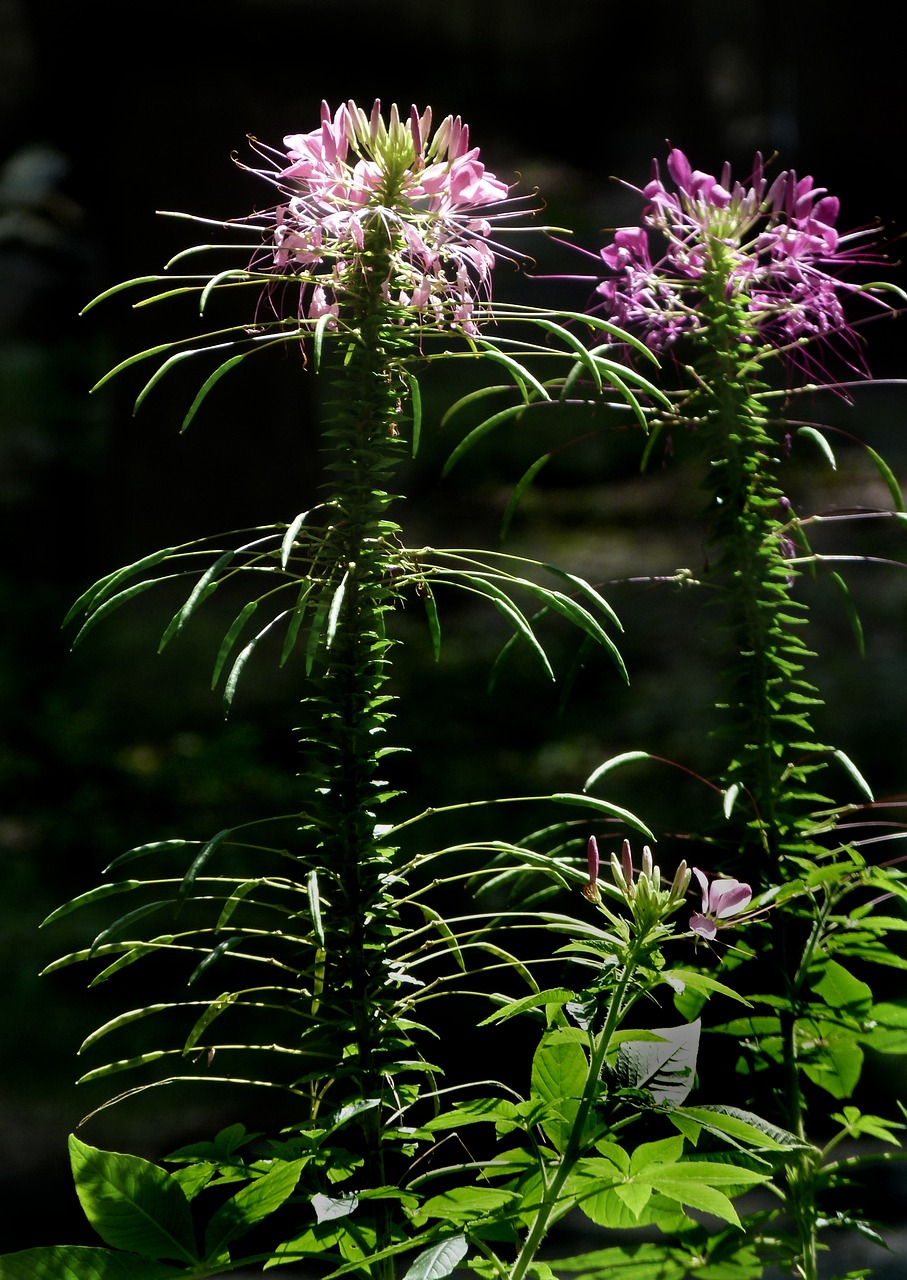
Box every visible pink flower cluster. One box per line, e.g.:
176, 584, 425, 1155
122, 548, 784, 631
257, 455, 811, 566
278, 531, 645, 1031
595, 148, 888, 377
246, 101, 516, 334
689, 868, 753, 941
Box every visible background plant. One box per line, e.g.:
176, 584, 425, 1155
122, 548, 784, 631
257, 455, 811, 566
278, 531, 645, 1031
564, 147, 907, 1280
0, 103, 725, 1280
1, 94, 905, 1280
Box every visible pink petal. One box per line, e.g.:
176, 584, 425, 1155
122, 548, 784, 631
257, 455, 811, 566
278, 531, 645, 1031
690, 913, 717, 940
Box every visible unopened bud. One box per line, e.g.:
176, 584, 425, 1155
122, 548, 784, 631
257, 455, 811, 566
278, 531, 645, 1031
582, 835, 602, 903
621, 839, 634, 890
670, 859, 692, 903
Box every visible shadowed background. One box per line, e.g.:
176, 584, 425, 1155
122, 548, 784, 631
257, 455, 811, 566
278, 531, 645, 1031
1, 0, 905, 1267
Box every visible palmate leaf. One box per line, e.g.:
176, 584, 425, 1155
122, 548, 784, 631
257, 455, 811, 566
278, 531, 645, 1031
0, 1246, 185, 1279
479, 988, 576, 1026
614, 1022, 701, 1106
551, 1242, 690, 1279
401, 1235, 468, 1280
202, 1158, 307, 1261
69, 1137, 198, 1264
671, 1105, 811, 1153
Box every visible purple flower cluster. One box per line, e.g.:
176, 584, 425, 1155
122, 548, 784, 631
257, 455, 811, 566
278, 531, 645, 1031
243, 100, 519, 334
596, 148, 888, 377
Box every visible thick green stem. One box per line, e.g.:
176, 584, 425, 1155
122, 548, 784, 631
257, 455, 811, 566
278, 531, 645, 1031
691, 248, 830, 1280
295, 208, 413, 1269
509, 938, 649, 1280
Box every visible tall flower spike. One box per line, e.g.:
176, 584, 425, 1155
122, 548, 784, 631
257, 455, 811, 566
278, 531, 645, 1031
240, 100, 530, 336
594, 146, 891, 384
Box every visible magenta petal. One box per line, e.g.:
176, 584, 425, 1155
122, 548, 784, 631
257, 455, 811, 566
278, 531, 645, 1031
710, 879, 753, 918
586, 835, 600, 886
692, 867, 711, 912
690, 913, 717, 940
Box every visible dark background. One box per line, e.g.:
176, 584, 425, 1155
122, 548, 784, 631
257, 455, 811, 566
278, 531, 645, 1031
2, 0, 906, 1268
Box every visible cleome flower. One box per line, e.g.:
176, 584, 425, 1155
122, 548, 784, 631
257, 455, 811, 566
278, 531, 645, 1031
239, 100, 529, 335
583, 835, 690, 933
594, 146, 890, 381
689, 867, 753, 941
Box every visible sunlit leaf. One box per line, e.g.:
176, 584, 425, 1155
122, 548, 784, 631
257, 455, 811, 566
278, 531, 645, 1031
401, 1235, 468, 1280
69, 1136, 198, 1263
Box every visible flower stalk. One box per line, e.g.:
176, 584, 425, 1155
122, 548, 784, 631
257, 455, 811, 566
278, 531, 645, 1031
592, 147, 900, 1279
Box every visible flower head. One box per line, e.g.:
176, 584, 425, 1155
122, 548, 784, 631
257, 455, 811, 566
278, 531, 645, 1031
689, 867, 753, 941
595, 147, 890, 381
241, 100, 525, 335
583, 836, 690, 932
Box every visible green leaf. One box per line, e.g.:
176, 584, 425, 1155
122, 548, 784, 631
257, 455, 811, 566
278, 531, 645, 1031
645, 1171, 742, 1226
438, 573, 554, 680
41, 880, 148, 928
584, 751, 652, 792
511, 580, 627, 681
531, 1034, 587, 1152
479, 987, 575, 1026
662, 970, 753, 1007
501, 454, 552, 540
63, 548, 177, 629
69, 1136, 198, 1263
799, 1023, 864, 1099
0, 1247, 185, 1279
614, 1022, 700, 1106
810, 960, 873, 1014
474, 347, 551, 402
216, 601, 262, 691
723, 782, 741, 820
311, 1192, 359, 1224
540, 563, 622, 631
70, 578, 180, 648
401, 1236, 468, 1280
416, 1186, 518, 1224
550, 1243, 688, 1279
223, 611, 288, 710
159, 550, 235, 651
420, 1097, 519, 1133
177, 828, 232, 904
180, 352, 248, 431
79, 1004, 177, 1054
280, 510, 311, 569
279, 582, 316, 668
203, 1159, 306, 1259
551, 792, 654, 840
406, 371, 422, 457
442, 403, 534, 476
324, 571, 349, 648
796, 425, 837, 469
831, 748, 873, 801
182, 992, 238, 1055
864, 445, 905, 511
422, 586, 442, 661
307, 869, 326, 948
673, 1105, 810, 1151
829, 572, 865, 658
